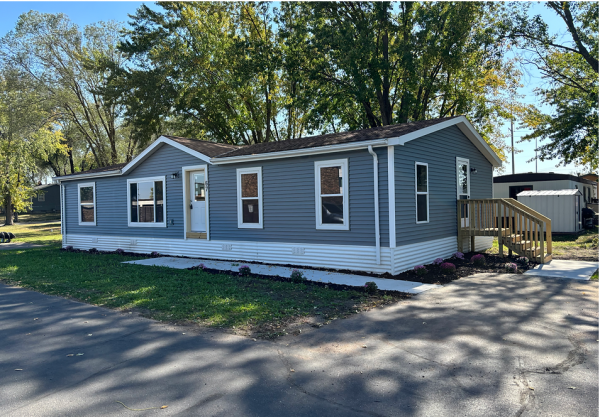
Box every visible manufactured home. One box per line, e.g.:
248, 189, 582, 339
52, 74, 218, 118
494, 173, 597, 205
31, 184, 61, 213
55, 116, 504, 274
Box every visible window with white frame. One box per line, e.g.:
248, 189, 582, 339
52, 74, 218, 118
78, 183, 96, 225
127, 176, 166, 227
415, 162, 429, 223
237, 167, 263, 228
315, 159, 349, 230
38, 191, 45, 202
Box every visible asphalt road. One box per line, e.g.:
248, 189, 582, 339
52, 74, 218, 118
1, 273, 598, 417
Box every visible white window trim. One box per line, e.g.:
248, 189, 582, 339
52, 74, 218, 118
38, 191, 45, 202
78, 182, 96, 226
237, 167, 263, 229
127, 176, 167, 228
456, 157, 470, 198
315, 159, 349, 230
182, 164, 210, 240
415, 162, 429, 224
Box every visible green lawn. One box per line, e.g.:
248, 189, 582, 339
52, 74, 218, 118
1, 213, 62, 246
0, 247, 400, 337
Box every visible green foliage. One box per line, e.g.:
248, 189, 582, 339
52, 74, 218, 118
508, 1, 599, 169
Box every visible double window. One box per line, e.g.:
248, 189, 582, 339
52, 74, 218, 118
237, 167, 263, 228
78, 183, 96, 225
127, 176, 166, 227
415, 162, 429, 223
315, 159, 349, 230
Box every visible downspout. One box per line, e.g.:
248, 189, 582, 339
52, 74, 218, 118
368, 146, 381, 265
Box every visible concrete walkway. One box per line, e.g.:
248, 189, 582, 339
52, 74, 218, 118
1, 273, 597, 417
124, 257, 441, 294
524, 259, 599, 280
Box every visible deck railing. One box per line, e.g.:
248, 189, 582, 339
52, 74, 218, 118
457, 198, 552, 263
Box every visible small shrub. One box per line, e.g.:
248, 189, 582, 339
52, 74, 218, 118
116, 248, 125, 255
290, 269, 306, 283
364, 281, 378, 294
433, 258, 444, 265
150, 251, 160, 258
453, 252, 464, 260
505, 262, 518, 273
65, 245, 74, 251
414, 265, 427, 276
516, 257, 529, 267
197, 263, 206, 270
238, 265, 251, 276
470, 254, 486, 266
440, 262, 456, 274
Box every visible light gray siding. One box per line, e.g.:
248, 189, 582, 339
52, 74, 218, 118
395, 125, 493, 246
208, 147, 389, 247
64, 144, 201, 238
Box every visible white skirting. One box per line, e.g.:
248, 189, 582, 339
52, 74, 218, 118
63, 234, 493, 275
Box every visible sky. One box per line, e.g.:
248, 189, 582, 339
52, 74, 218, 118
0, 1, 589, 177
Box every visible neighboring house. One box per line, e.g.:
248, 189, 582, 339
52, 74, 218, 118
517, 189, 583, 233
494, 173, 597, 205
30, 184, 61, 213
54, 116, 502, 274
581, 173, 598, 202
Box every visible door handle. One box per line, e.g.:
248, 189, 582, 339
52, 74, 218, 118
190, 203, 193, 209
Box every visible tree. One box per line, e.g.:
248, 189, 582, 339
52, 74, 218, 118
508, 1, 598, 169
0, 12, 135, 169
0, 68, 64, 224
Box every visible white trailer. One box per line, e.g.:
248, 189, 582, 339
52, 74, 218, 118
517, 189, 583, 233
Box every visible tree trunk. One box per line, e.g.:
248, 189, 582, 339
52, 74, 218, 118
4, 194, 13, 226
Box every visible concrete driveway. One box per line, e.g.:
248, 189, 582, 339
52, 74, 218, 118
1, 273, 597, 417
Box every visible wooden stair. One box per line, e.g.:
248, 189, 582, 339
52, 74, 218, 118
457, 198, 552, 264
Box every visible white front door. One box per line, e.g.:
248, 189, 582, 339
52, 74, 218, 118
190, 171, 206, 232
456, 158, 470, 227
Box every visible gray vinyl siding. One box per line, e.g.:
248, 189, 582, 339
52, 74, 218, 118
395, 125, 493, 247
63, 144, 202, 238
209, 147, 388, 247
31, 185, 61, 213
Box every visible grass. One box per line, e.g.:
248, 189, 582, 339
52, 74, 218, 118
0, 213, 62, 246
0, 247, 401, 338
485, 226, 599, 261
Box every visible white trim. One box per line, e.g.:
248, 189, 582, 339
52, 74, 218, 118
456, 157, 471, 198
60, 184, 65, 235
415, 162, 429, 224
314, 159, 349, 230
387, 146, 396, 249
236, 167, 263, 229
54, 170, 122, 182
77, 182, 96, 226
127, 176, 167, 228
387, 116, 502, 167
182, 164, 210, 240
213, 139, 389, 165
121, 136, 211, 174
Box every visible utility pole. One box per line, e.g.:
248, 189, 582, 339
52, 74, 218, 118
511, 117, 515, 175
535, 137, 538, 173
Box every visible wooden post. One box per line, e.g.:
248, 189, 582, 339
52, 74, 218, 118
540, 221, 545, 263
498, 201, 504, 257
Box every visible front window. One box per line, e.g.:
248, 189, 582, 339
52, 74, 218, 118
315, 159, 349, 230
78, 183, 96, 225
237, 167, 263, 228
416, 162, 429, 223
128, 177, 166, 227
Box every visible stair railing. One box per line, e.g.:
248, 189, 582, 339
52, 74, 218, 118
457, 198, 552, 263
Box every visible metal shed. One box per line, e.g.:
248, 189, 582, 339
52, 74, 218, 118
517, 189, 582, 233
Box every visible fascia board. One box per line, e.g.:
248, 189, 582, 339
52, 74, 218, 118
387, 116, 502, 167
121, 136, 212, 175
53, 170, 122, 182
211, 139, 389, 165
